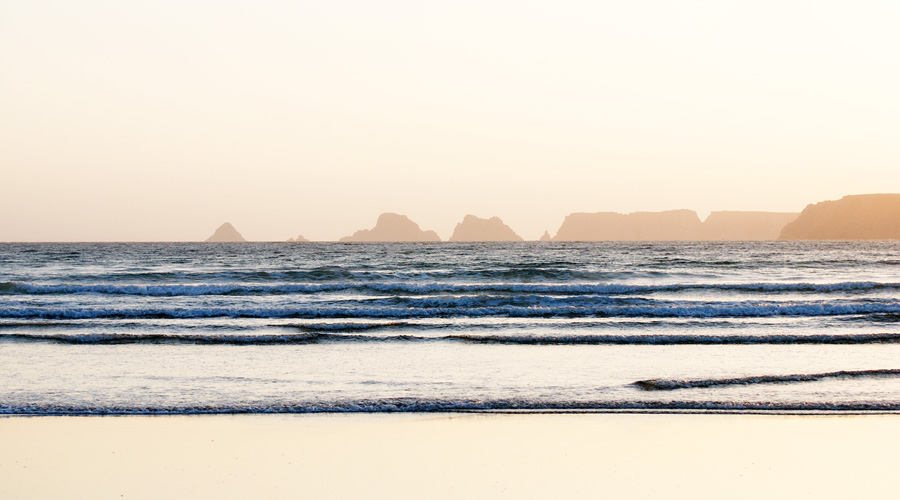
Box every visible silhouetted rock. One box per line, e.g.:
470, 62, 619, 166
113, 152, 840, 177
553, 210, 703, 241
779, 194, 900, 240
205, 222, 246, 242
339, 213, 441, 242
448, 215, 523, 242
539, 231, 552, 242
287, 235, 310, 242
702, 211, 799, 241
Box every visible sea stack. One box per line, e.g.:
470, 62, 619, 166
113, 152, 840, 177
339, 213, 441, 242
448, 215, 524, 242
539, 231, 552, 242
779, 194, 900, 240
287, 235, 310, 242
205, 222, 246, 242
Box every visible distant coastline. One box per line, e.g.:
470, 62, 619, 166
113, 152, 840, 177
200, 194, 900, 243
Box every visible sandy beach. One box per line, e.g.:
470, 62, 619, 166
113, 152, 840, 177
1, 412, 897, 499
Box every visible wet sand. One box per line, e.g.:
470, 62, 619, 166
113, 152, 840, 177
1, 413, 897, 499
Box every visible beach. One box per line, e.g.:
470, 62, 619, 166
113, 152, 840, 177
2, 412, 897, 499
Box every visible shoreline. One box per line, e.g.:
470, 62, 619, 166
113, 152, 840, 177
2, 412, 898, 499
5, 405, 900, 417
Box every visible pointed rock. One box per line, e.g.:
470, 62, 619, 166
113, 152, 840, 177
205, 222, 246, 242
449, 215, 523, 242
291, 234, 310, 242
539, 230, 552, 242
339, 213, 441, 242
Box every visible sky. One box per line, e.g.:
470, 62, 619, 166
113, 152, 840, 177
2, 0, 899, 241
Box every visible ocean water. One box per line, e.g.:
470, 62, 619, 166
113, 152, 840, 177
2, 241, 900, 414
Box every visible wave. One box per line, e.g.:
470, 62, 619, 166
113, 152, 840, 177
3, 281, 900, 296
2, 301, 899, 319
634, 369, 900, 391
0, 332, 364, 345
452, 333, 900, 345
3, 399, 900, 415
6, 332, 900, 345
277, 321, 421, 332
0, 321, 77, 328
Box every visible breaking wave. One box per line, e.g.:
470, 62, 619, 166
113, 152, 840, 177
2, 300, 899, 319
278, 321, 420, 332
5, 332, 900, 345
3, 399, 900, 415
634, 369, 900, 391
3, 280, 900, 296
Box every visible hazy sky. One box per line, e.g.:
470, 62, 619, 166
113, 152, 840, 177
2, 0, 899, 241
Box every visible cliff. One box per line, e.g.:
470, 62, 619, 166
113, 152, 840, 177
779, 194, 900, 240
553, 210, 703, 241
205, 222, 246, 242
702, 211, 799, 241
551, 209, 801, 241
339, 213, 441, 242
448, 215, 523, 242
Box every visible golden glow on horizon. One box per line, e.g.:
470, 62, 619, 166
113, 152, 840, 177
2, 1, 899, 241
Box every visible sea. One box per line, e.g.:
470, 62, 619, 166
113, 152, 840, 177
2, 241, 900, 415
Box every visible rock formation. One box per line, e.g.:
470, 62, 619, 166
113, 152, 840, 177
553, 210, 704, 241
287, 235, 310, 242
551, 209, 802, 241
205, 222, 246, 242
448, 215, 523, 242
701, 211, 799, 241
339, 213, 441, 242
539, 231, 552, 242
779, 194, 900, 240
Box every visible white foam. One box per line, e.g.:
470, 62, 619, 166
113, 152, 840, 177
2, 299, 899, 320
4, 280, 900, 296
